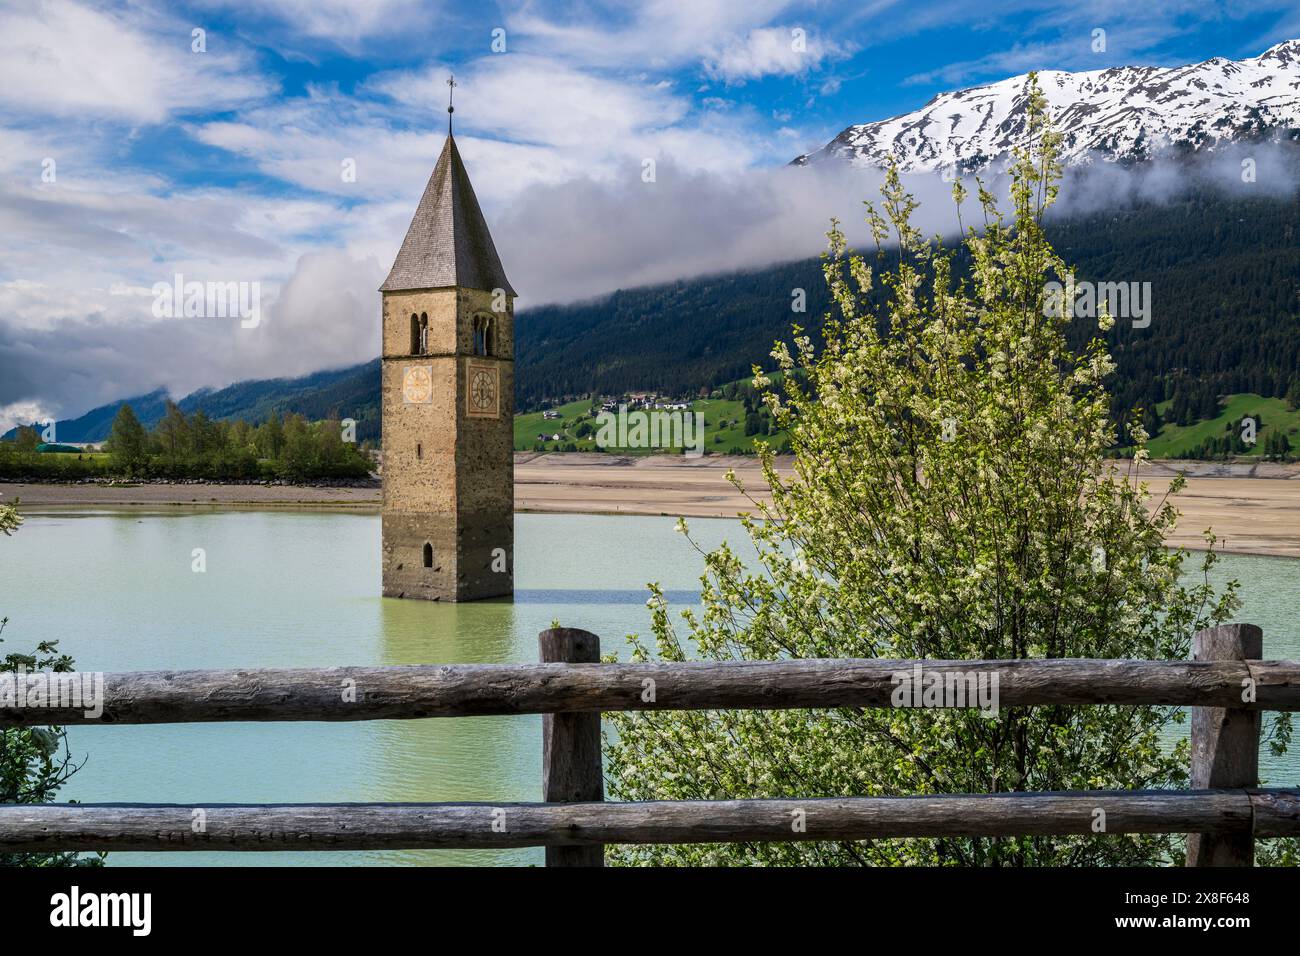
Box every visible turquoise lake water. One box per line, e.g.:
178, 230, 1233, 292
1, 509, 1296, 865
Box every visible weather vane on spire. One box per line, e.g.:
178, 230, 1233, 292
446, 74, 456, 134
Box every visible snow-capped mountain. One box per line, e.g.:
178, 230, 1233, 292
794, 40, 1300, 173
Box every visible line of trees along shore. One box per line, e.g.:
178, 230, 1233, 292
0, 401, 372, 481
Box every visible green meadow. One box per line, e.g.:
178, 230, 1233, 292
514, 390, 790, 455
515, 389, 1298, 460
1146, 393, 1300, 459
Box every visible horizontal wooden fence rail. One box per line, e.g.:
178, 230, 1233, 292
0, 623, 1293, 866
2, 657, 1299, 726
2, 790, 1298, 853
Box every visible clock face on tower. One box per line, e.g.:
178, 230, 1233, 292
402, 365, 433, 404
466, 360, 499, 419
471, 371, 495, 408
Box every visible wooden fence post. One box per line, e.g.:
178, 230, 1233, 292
1186, 623, 1262, 867
539, 627, 604, 867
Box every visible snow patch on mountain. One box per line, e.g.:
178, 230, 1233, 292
794, 41, 1300, 173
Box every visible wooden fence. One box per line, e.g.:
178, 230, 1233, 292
1, 623, 1297, 866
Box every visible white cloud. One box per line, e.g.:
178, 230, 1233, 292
373, 55, 690, 150
193, 115, 448, 202
193, 54, 782, 213
0, 400, 56, 437
232, 247, 383, 375
0, 245, 383, 425
490, 160, 911, 304
0, 103, 390, 423
0, 0, 272, 123
494, 142, 1300, 305
0, 179, 298, 319
703, 26, 851, 83
192, 0, 435, 47
507, 0, 799, 70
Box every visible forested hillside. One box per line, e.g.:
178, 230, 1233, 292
6, 361, 381, 444
516, 262, 835, 408
1052, 194, 1300, 434
517, 191, 1300, 429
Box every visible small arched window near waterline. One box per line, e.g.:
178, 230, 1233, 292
423, 543, 433, 568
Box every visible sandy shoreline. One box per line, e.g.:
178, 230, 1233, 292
6, 453, 1300, 558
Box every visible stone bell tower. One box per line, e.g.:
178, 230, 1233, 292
380, 80, 515, 601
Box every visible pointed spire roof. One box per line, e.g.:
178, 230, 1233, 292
380, 134, 515, 296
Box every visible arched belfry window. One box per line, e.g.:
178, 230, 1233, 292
419, 313, 429, 355
409, 313, 420, 354
473, 314, 492, 357
423, 543, 433, 568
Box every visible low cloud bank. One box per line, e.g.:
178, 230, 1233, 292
0, 250, 384, 433
500, 141, 1299, 306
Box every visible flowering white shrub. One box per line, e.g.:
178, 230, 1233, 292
605, 78, 1258, 867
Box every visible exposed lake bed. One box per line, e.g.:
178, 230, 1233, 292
7, 453, 1300, 555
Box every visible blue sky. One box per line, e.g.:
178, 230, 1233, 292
1, 0, 1297, 427
51, 1, 1300, 194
